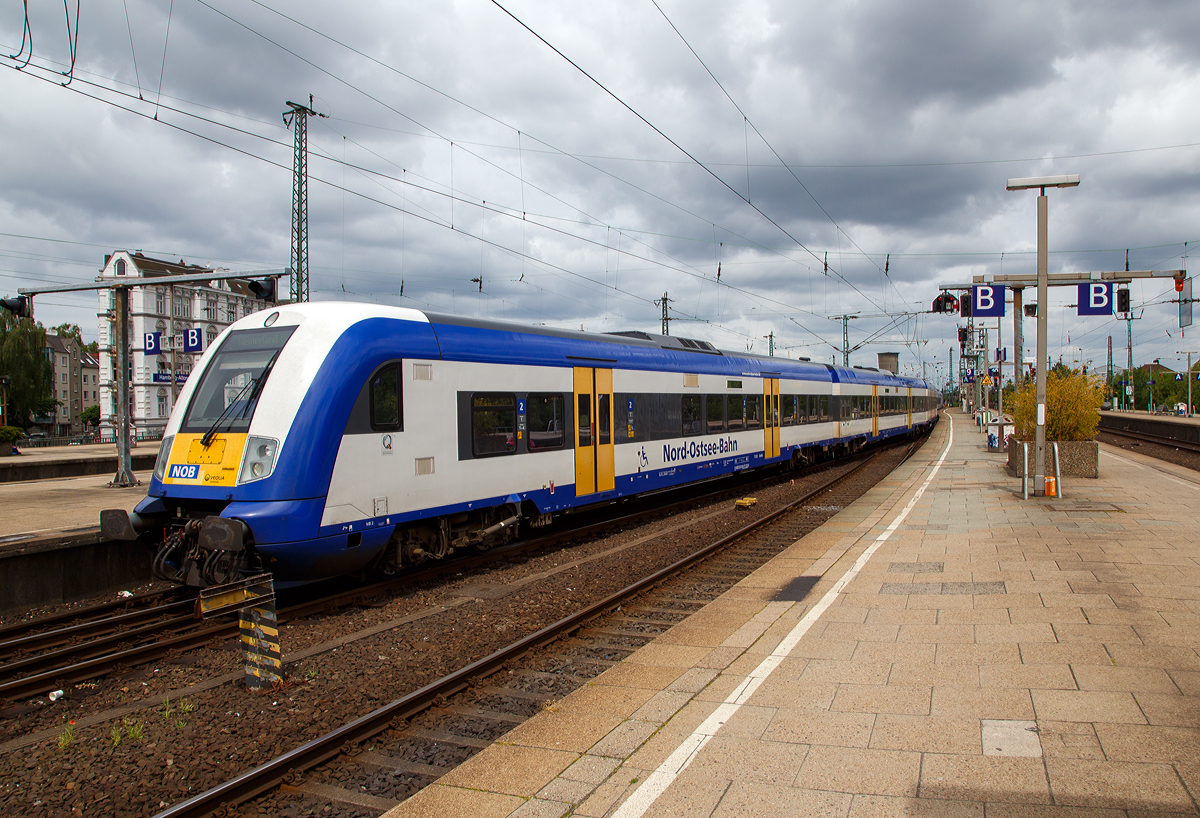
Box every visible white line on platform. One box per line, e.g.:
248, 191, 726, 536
610, 414, 956, 818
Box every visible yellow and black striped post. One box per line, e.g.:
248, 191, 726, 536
239, 599, 282, 689
197, 573, 281, 690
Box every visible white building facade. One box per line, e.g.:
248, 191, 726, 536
97, 251, 274, 437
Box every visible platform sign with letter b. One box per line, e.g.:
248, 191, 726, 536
144, 332, 162, 355
183, 327, 204, 353
972, 285, 1005, 317
1078, 282, 1113, 316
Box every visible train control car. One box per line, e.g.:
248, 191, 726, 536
102, 303, 940, 588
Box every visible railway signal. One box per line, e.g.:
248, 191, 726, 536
0, 296, 29, 317
931, 292, 959, 313
1117, 287, 1131, 313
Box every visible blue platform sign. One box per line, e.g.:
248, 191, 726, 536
1078, 282, 1113, 316
973, 285, 1005, 317
183, 327, 204, 353
964, 368, 975, 383
144, 332, 162, 355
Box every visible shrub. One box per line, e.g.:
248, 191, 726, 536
0, 426, 22, 444
1012, 370, 1103, 441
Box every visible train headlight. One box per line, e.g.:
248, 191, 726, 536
238, 436, 279, 484
153, 435, 174, 482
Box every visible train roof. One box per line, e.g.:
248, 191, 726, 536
421, 311, 929, 389
233, 303, 932, 391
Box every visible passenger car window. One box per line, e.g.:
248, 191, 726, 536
527, 394, 564, 451
727, 395, 745, 431
705, 395, 724, 433
473, 393, 516, 456
746, 394, 763, 430
682, 395, 703, 436
370, 363, 402, 430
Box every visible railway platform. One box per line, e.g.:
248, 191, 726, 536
0, 457, 152, 614
383, 408, 1200, 817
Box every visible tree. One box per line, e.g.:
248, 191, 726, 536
51, 323, 98, 355
80, 404, 100, 427
0, 313, 55, 427
1012, 368, 1103, 441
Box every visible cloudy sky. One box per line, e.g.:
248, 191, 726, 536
3, 0, 1199, 382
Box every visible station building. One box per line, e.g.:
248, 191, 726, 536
95, 251, 274, 439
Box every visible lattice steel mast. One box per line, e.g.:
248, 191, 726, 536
283, 97, 325, 303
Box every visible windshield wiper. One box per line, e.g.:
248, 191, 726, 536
200, 349, 283, 447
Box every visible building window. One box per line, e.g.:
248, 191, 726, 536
226, 297, 236, 323
61, 373, 67, 383
115, 259, 126, 276
206, 326, 217, 347
173, 295, 192, 318
157, 390, 168, 417
156, 289, 166, 314
205, 298, 217, 321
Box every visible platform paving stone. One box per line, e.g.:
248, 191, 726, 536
380, 409, 1200, 817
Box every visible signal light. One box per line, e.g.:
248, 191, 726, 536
932, 294, 945, 313
960, 296, 971, 317
248, 279, 277, 302
1116, 288, 1130, 314
0, 296, 28, 317
944, 293, 959, 313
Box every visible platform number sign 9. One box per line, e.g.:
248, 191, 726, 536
183, 327, 204, 353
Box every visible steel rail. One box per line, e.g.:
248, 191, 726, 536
1, 437, 916, 704
0, 588, 192, 643
1097, 425, 1200, 454
153, 439, 914, 818
0, 598, 196, 659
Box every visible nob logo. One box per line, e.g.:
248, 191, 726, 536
168, 464, 199, 480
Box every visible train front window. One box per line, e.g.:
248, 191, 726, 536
180, 326, 295, 434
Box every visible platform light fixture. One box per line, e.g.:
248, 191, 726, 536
1006, 173, 1080, 497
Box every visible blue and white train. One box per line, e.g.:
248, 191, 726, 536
102, 303, 940, 588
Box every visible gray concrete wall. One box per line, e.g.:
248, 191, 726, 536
1008, 440, 1099, 478
0, 453, 156, 483
0, 535, 154, 614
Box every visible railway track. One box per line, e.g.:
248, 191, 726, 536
1096, 424, 1200, 454
151, 436, 922, 818
0, 439, 905, 706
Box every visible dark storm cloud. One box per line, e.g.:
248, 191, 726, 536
2, 0, 1199, 373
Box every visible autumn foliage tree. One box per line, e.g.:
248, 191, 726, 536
1012, 369, 1104, 441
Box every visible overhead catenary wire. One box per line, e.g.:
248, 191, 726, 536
487, 0, 892, 317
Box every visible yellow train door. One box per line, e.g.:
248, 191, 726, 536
872, 385, 880, 437
574, 367, 615, 496
763, 378, 780, 458
907, 387, 913, 428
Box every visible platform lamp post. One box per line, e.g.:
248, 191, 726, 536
1006, 174, 1079, 497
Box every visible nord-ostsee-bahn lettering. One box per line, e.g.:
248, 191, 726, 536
662, 436, 738, 463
